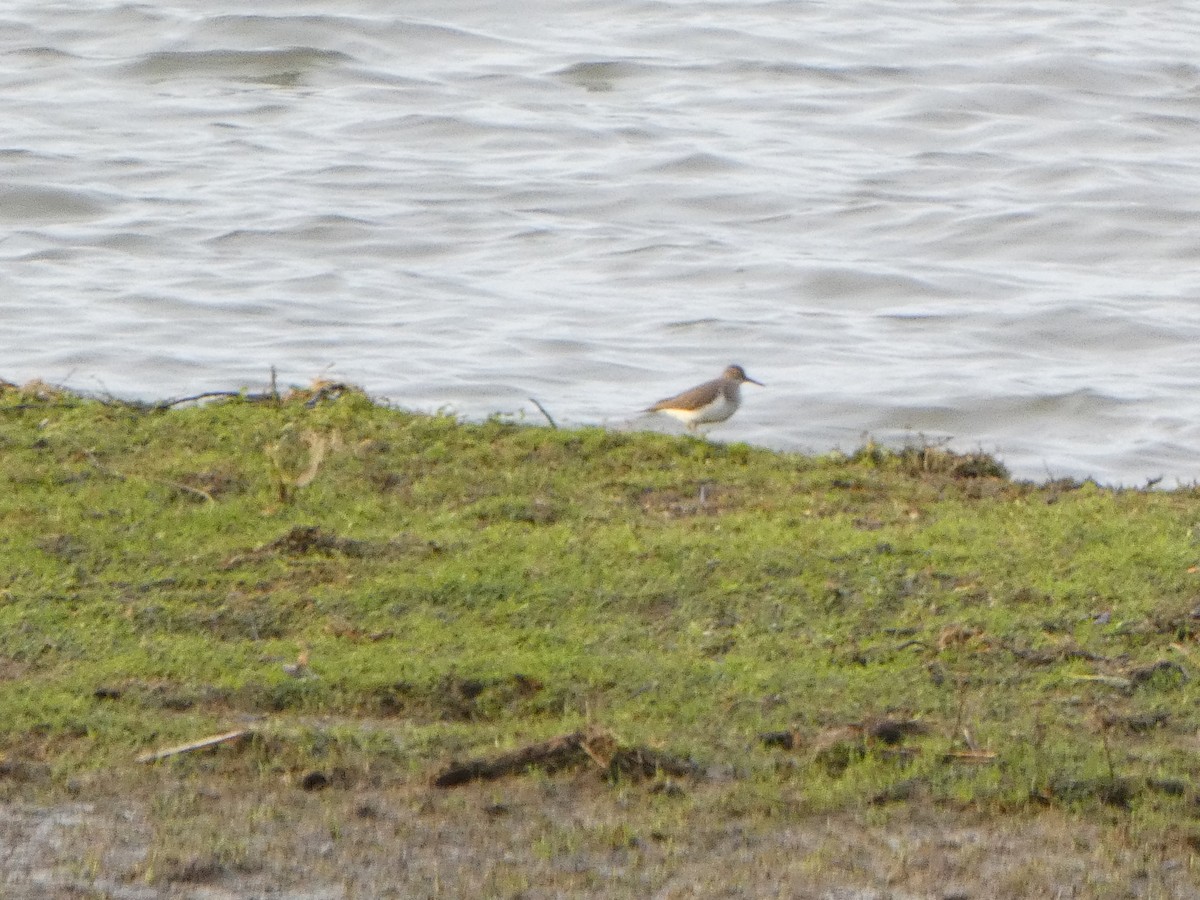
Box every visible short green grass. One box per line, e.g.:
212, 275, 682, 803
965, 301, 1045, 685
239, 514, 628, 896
3, 380, 1200, 891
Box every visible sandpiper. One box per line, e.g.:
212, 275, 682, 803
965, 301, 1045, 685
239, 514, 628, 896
645, 364, 763, 431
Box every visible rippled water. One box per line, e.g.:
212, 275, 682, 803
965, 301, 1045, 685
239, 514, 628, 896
4, 1, 1200, 483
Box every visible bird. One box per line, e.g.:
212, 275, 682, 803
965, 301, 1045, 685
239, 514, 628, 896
645, 364, 763, 431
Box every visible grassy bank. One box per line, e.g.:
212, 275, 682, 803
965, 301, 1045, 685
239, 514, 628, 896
2, 379, 1199, 895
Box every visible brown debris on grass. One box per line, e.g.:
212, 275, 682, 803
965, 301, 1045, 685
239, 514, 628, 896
763, 717, 930, 753
762, 717, 933, 777
851, 439, 1010, 481
432, 727, 700, 787
936, 623, 985, 651
223, 524, 433, 568
433, 730, 593, 787
1126, 659, 1188, 687
264, 524, 370, 557
902, 445, 1009, 479
1034, 776, 1137, 809
1007, 638, 1108, 666
2, 378, 76, 405
1098, 710, 1170, 733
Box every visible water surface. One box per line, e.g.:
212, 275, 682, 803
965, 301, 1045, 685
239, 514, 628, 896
4, 1, 1200, 483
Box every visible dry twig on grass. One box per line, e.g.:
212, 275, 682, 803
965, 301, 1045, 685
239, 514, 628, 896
85, 450, 215, 504
941, 749, 998, 764
136, 729, 251, 764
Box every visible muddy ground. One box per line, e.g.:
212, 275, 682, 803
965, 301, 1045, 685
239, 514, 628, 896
3, 777, 1198, 899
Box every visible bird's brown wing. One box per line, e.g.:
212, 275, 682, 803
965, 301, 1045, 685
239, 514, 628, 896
647, 377, 722, 412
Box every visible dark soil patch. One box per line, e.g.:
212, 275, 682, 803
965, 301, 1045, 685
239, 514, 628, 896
433, 727, 701, 787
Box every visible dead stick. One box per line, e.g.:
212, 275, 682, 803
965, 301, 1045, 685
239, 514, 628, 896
136, 729, 250, 763
941, 749, 997, 763
157, 390, 275, 409
529, 397, 558, 429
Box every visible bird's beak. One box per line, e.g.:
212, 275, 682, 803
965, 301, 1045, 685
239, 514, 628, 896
746, 376, 764, 386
